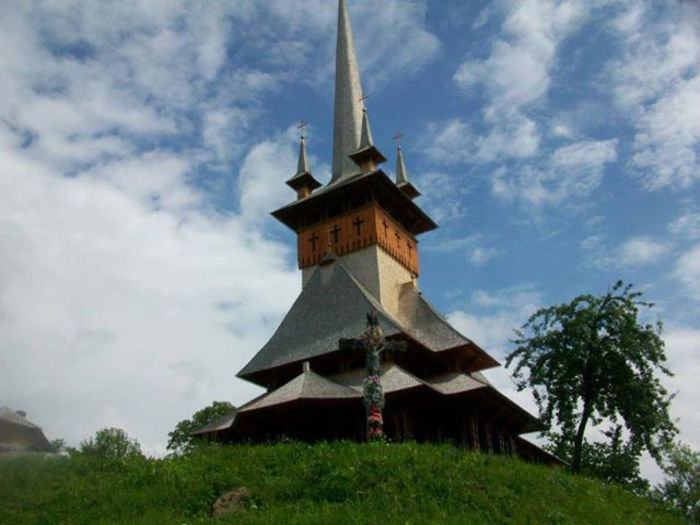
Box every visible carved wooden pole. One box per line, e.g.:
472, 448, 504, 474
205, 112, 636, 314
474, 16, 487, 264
339, 312, 406, 441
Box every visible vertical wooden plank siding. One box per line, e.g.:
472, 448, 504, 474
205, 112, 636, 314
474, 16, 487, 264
471, 415, 480, 451
296, 204, 420, 275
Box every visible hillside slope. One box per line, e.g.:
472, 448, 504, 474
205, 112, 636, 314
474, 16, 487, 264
0, 442, 683, 524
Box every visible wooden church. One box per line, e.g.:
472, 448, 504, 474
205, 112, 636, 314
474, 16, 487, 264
195, 0, 556, 463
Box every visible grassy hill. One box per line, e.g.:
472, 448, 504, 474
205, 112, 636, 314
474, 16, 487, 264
0, 442, 684, 524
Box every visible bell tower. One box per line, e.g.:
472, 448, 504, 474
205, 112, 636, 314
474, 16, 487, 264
271, 0, 436, 319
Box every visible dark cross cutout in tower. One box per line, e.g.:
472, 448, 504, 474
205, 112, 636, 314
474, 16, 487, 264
382, 220, 389, 237
339, 312, 407, 441
407, 241, 413, 257
353, 217, 364, 235
330, 225, 342, 244
309, 232, 320, 251
395, 230, 401, 243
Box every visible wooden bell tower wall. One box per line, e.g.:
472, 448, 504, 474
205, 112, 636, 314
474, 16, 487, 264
297, 203, 420, 276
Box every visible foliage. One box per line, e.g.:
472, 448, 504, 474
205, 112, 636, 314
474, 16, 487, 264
653, 442, 699, 524
0, 442, 684, 524
506, 281, 677, 473
77, 427, 143, 461
167, 401, 235, 455
546, 426, 649, 494
48, 438, 67, 454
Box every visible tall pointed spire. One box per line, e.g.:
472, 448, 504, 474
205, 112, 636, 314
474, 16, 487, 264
330, 0, 365, 185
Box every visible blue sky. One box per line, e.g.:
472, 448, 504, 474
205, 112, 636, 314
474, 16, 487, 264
0, 0, 698, 481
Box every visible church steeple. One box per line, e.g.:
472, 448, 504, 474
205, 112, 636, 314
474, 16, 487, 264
330, 0, 365, 185
272, 0, 437, 295
286, 134, 321, 200
395, 145, 420, 200
349, 108, 387, 174
297, 135, 311, 175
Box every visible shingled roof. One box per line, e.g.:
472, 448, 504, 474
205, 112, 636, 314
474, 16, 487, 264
427, 372, 488, 395
239, 367, 361, 413
190, 410, 238, 436
331, 363, 430, 394
0, 408, 52, 452
238, 259, 495, 384
0, 408, 40, 428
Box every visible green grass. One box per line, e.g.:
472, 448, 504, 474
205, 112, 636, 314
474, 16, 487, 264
0, 442, 684, 524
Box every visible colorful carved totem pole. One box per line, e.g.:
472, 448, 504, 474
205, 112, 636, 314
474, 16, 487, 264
340, 312, 406, 441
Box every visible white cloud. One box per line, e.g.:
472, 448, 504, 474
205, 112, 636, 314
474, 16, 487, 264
669, 212, 700, 241
448, 284, 544, 427
615, 236, 668, 267
491, 139, 617, 208
0, 137, 301, 453
580, 234, 605, 251
470, 247, 500, 266
425, 113, 539, 167
674, 244, 700, 302
0, 0, 444, 454
608, 1, 700, 189
445, 0, 591, 165
423, 234, 482, 253
454, 0, 587, 113
351, 0, 440, 91
664, 326, 700, 450
422, 233, 500, 266
449, 285, 541, 357
413, 171, 470, 223
238, 130, 300, 224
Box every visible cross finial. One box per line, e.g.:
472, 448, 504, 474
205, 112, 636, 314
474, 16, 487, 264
393, 132, 403, 149
359, 93, 369, 107
298, 120, 308, 139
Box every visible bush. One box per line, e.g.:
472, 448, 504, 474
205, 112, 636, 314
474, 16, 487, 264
76, 427, 143, 461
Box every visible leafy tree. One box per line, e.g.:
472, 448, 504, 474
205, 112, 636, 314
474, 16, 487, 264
546, 426, 649, 494
506, 281, 677, 474
654, 442, 699, 524
167, 401, 235, 455
78, 427, 142, 460
48, 438, 67, 454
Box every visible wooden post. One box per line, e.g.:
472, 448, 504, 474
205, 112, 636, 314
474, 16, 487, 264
484, 422, 493, 454
471, 415, 480, 451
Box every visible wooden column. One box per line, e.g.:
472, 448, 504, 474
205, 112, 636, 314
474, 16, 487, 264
484, 421, 493, 454
471, 415, 480, 451
497, 427, 506, 455
509, 435, 517, 457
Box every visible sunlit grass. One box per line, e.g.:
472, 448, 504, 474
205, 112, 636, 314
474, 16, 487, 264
0, 442, 683, 524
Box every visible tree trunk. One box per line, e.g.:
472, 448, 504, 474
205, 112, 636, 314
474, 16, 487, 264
572, 401, 592, 473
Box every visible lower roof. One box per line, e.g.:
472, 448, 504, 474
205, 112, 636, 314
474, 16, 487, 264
229, 363, 541, 435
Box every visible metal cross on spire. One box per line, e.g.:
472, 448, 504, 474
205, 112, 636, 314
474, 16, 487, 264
393, 132, 403, 148
298, 120, 308, 139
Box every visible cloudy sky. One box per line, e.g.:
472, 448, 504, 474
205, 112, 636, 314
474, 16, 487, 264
1, 0, 698, 480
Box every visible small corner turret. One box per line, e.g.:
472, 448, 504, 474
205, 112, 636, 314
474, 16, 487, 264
286, 133, 321, 200
349, 107, 387, 174
395, 144, 420, 200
